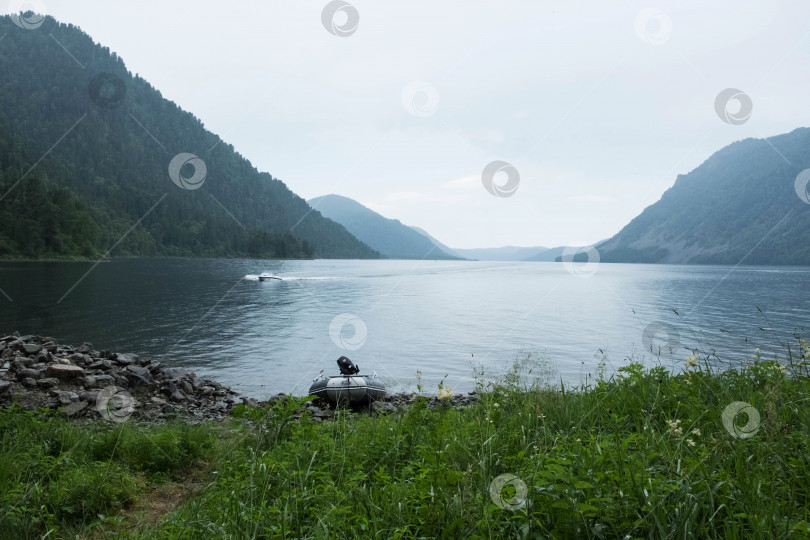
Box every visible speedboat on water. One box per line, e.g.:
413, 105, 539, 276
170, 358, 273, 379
309, 356, 386, 405
258, 272, 282, 281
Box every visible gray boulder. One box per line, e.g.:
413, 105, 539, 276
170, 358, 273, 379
60, 400, 88, 417
126, 365, 150, 377
45, 364, 85, 380
115, 353, 138, 366
80, 390, 99, 403
22, 343, 42, 355
125, 371, 152, 388
12, 356, 34, 369
37, 378, 59, 389
55, 391, 79, 405
93, 374, 116, 387
17, 368, 41, 380
371, 401, 397, 414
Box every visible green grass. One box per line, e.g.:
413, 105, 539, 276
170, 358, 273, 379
0, 410, 218, 538
1, 340, 809, 538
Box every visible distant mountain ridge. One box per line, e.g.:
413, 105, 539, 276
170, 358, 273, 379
308, 195, 459, 259
408, 226, 459, 257
0, 15, 378, 260
596, 128, 810, 265
409, 224, 586, 262
522, 247, 569, 262
450, 246, 548, 261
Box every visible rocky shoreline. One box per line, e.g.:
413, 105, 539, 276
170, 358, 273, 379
0, 332, 481, 423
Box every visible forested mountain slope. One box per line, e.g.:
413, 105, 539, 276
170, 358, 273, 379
598, 128, 810, 265
309, 195, 458, 259
0, 16, 378, 259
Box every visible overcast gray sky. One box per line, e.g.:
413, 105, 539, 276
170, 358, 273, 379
7, 1, 810, 249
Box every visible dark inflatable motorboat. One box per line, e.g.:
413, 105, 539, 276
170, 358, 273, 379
309, 356, 386, 405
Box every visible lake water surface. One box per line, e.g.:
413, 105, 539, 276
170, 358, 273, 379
1, 259, 808, 397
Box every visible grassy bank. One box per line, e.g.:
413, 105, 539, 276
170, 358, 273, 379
2, 345, 809, 539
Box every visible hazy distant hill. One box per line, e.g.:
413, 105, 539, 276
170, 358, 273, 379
308, 195, 458, 259
0, 16, 378, 260
409, 226, 459, 257
408, 227, 550, 261
597, 128, 810, 265
522, 247, 568, 262
451, 246, 549, 261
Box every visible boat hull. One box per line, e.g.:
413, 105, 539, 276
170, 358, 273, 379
309, 374, 386, 405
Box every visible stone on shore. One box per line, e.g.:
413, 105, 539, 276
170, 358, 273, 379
17, 368, 41, 380
45, 364, 85, 380
114, 353, 138, 366
1, 332, 485, 425
22, 343, 42, 354
60, 400, 89, 417
36, 378, 59, 388
371, 401, 397, 414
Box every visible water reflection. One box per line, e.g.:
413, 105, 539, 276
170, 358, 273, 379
0, 259, 808, 398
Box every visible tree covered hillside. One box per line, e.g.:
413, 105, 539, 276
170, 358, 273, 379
598, 128, 810, 265
0, 16, 378, 260
309, 194, 459, 260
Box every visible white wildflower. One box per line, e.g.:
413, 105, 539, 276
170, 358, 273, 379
666, 419, 683, 438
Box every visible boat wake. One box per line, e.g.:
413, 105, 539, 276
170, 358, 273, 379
243, 275, 339, 281
281, 276, 339, 281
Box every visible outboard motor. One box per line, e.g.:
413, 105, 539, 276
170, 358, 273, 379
337, 356, 359, 375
